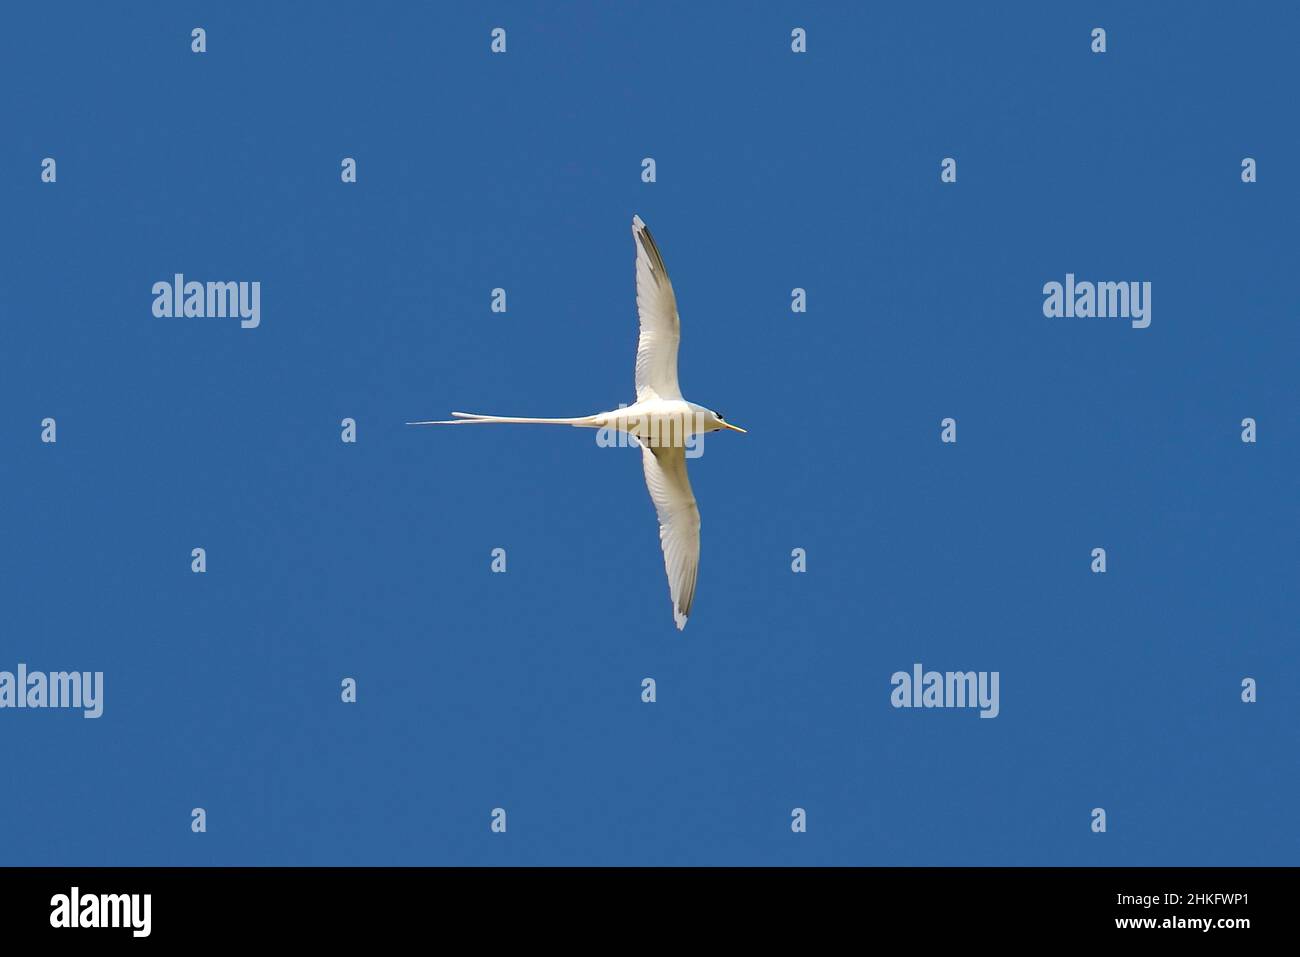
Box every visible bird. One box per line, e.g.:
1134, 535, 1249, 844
408, 215, 746, 630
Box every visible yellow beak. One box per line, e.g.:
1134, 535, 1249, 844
722, 422, 747, 434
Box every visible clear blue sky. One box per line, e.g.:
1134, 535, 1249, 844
1, 1, 1296, 865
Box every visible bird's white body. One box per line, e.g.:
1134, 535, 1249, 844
597, 399, 723, 440
410, 216, 744, 630
603, 400, 728, 447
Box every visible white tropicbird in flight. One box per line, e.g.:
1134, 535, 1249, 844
409, 215, 746, 630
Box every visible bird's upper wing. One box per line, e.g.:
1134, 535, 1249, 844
632, 215, 683, 401
640, 443, 700, 630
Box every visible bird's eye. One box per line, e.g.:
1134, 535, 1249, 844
715, 411, 724, 420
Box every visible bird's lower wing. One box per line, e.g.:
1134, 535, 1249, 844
640, 444, 700, 630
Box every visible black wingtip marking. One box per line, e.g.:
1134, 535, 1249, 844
637, 220, 670, 282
